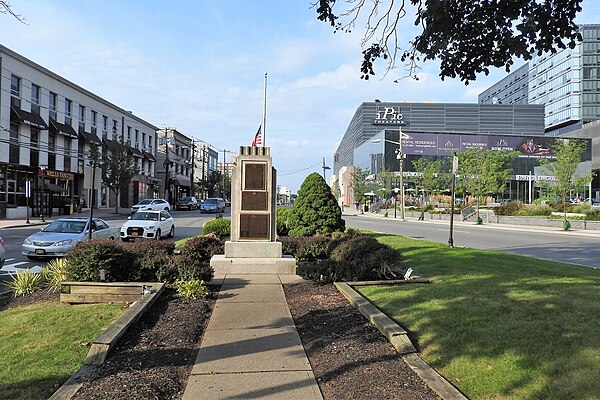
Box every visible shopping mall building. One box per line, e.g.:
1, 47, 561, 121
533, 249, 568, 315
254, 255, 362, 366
333, 101, 593, 206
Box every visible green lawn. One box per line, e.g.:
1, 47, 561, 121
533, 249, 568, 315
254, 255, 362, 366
0, 300, 123, 400
359, 234, 600, 400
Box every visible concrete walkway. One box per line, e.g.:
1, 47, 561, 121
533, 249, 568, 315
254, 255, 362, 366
183, 274, 323, 400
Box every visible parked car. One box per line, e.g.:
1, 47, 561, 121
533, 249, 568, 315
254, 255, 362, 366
200, 197, 226, 213
21, 218, 119, 259
130, 198, 171, 214
0, 235, 5, 269
120, 210, 175, 241
224, 198, 231, 207
175, 196, 199, 210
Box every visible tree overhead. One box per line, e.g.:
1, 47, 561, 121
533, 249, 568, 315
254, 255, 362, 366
315, 0, 582, 83
1, 1, 25, 23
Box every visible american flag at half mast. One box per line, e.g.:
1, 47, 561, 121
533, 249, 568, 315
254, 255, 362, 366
251, 125, 262, 146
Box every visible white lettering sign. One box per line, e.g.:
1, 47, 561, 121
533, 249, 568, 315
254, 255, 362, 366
374, 106, 405, 125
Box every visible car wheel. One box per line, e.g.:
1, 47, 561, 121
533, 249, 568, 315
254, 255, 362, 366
164, 207, 169, 211
168, 225, 175, 238
155, 229, 161, 240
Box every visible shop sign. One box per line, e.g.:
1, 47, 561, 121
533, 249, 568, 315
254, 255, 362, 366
374, 106, 405, 125
515, 175, 556, 182
46, 170, 74, 180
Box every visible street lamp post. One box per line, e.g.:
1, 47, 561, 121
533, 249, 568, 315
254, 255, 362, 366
371, 127, 408, 220
39, 164, 47, 222
322, 157, 331, 181
392, 187, 400, 218
163, 129, 171, 202
448, 153, 458, 248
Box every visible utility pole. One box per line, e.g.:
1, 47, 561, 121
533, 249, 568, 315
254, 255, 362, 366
398, 128, 405, 220
190, 141, 195, 197
322, 157, 330, 181
163, 129, 170, 202
222, 149, 226, 199
448, 153, 458, 248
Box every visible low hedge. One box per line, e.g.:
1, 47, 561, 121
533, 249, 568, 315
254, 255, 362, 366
202, 217, 231, 237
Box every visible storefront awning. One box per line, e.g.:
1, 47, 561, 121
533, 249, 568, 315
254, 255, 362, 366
43, 183, 67, 192
10, 106, 48, 130
171, 176, 191, 187
78, 128, 102, 145
49, 118, 78, 138
127, 146, 144, 158
142, 150, 156, 162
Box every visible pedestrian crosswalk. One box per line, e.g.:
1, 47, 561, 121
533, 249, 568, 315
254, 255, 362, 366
1, 258, 44, 274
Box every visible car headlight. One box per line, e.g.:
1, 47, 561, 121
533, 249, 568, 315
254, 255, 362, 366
24, 238, 32, 245
144, 224, 157, 230
52, 239, 74, 246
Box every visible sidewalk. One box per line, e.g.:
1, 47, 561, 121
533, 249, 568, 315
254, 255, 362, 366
0, 207, 130, 230
183, 274, 323, 400
344, 207, 600, 238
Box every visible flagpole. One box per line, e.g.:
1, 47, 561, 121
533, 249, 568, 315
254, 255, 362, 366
263, 72, 267, 147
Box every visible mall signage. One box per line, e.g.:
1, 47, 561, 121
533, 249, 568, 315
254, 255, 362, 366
374, 106, 405, 125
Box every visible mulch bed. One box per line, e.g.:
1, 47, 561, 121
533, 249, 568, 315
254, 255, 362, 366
2, 282, 438, 399
284, 283, 438, 400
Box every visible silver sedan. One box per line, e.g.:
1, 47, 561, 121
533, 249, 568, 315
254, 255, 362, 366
22, 217, 120, 259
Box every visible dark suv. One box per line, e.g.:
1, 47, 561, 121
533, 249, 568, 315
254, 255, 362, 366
175, 196, 199, 210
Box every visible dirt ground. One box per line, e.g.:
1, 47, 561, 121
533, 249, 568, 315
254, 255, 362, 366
2, 283, 438, 399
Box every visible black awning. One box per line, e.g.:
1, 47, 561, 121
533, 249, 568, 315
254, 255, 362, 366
49, 118, 78, 138
43, 183, 67, 192
127, 146, 144, 158
171, 176, 191, 187
142, 151, 156, 161
78, 128, 102, 145
10, 106, 48, 130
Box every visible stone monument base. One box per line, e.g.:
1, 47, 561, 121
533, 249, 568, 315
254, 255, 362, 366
224, 241, 282, 258
210, 254, 296, 275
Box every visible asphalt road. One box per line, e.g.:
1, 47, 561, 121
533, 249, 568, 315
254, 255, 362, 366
344, 214, 600, 269
0, 209, 230, 293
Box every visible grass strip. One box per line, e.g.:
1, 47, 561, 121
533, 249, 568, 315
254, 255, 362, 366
0, 300, 123, 400
358, 233, 600, 400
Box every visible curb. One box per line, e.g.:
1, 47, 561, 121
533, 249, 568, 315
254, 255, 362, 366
49, 283, 165, 400
334, 281, 468, 400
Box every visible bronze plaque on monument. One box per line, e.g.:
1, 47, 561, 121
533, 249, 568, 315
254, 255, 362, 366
244, 163, 266, 190
239, 214, 269, 239
242, 191, 268, 210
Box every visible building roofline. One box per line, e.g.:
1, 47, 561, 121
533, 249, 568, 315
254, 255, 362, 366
0, 43, 158, 131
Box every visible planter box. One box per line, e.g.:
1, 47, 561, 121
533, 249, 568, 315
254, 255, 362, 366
60, 281, 161, 304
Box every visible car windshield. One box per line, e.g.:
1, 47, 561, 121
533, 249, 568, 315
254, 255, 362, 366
180, 197, 193, 202
136, 199, 154, 205
131, 212, 159, 221
43, 220, 87, 233
204, 198, 218, 204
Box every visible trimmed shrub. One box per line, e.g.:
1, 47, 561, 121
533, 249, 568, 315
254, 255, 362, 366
550, 201, 575, 213
66, 239, 136, 282
295, 235, 332, 261
516, 204, 552, 216
276, 208, 292, 236
177, 236, 224, 282
278, 236, 306, 256
123, 239, 175, 281
288, 172, 345, 237
203, 217, 231, 237
330, 236, 401, 282
493, 200, 524, 216
584, 208, 600, 221
296, 259, 338, 284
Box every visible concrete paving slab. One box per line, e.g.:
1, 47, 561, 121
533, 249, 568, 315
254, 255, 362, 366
218, 283, 286, 303
191, 328, 311, 374
183, 371, 323, 400
206, 302, 294, 330
221, 274, 283, 285
278, 275, 309, 285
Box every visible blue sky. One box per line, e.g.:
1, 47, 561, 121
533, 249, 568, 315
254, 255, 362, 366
1, 1, 599, 192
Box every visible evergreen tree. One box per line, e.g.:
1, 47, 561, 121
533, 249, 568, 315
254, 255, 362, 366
288, 172, 345, 237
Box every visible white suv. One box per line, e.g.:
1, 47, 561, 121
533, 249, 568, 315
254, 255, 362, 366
130, 199, 171, 214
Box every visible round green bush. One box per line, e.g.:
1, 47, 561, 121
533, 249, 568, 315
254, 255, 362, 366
493, 200, 524, 216
123, 239, 175, 281
178, 236, 224, 282
295, 235, 332, 261
66, 239, 136, 282
288, 173, 345, 237
202, 217, 231, 237
330, 236, 401, 282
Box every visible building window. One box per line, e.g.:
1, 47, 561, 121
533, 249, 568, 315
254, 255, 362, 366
65, 98, 72, 125
102, 115, 108, 138
49, 92, 57, 120
64, 137, 72, 171
10, 74, 21, 107
79, 105, 86, 130
9, 123, 19, 164
30, 128, 39, 166
31, 84, 41, 114
91, 110, 97, 127
127, 126, 132, 144
48, 133, 57, 169
112, 119, 118, 139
